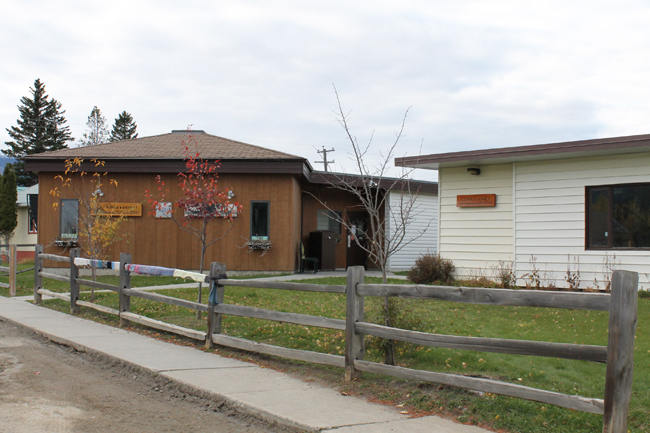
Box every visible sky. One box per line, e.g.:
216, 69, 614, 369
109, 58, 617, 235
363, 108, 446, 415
2, 0, 650, 182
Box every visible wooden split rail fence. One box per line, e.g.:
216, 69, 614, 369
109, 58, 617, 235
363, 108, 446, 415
0, 245, 22, 296
32, 245, 638, 433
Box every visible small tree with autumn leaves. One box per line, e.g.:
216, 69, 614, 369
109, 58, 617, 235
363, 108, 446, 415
145, 131, 241, 317
50, 158, 125, 300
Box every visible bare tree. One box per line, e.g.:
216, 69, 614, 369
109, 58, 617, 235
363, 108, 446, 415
309, 86, 431, 283
79, 106, 109, 147
307, 87, 433, 365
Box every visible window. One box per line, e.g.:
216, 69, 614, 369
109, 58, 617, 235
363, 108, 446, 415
317, 210, 342, 234
250, 201, 270, 241
183, 203, 238, 219
27, 194, 38, 234
60, 199, 79, 239
586, 183, 650, 249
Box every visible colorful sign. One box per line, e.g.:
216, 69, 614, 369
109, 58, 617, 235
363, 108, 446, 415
456, 194, 496, 208
96, 203, 142, 216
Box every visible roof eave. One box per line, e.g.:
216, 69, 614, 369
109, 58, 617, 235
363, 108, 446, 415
395, 133, 650, 170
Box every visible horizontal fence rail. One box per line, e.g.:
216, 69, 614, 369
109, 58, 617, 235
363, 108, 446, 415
355, 322, 609, 363
212, 334, 345, 368
76, 278, 119, 292
219, 279, 345, 294
38, 272, 71, 283
354, 360, 605, 414
39, 253, 71, 263
213, 303, 346, 330
358, 284, 612, 311
30, 245, 638, 433
37, 288, 71, 301
121, 312, 206, 340
122, 288, 209, 312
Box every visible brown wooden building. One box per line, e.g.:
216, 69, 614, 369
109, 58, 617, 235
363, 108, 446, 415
25, 130, 437, 272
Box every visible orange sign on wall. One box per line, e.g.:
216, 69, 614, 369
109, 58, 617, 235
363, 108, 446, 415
96, 203, 142, 216
456, 194, 496, 207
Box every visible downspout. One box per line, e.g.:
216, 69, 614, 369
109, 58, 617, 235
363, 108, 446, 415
512, 162, 517, 285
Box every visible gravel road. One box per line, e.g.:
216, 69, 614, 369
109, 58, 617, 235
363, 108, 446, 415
0, 319, 281, 433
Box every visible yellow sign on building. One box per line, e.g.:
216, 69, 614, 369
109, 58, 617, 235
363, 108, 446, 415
96, 203, 142, 217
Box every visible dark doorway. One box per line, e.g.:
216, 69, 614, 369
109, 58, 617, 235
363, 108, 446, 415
346, 212, 368, 268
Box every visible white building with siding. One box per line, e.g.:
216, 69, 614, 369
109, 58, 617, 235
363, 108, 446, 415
387, 190, 438, 271
396, 133, 650, 290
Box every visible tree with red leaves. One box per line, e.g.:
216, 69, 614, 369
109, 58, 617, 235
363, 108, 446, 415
145, 129, 241, 316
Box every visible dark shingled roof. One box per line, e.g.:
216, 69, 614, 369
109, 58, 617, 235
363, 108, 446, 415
25, 131, 305, 161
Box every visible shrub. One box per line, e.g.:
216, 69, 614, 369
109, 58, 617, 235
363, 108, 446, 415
491, 261, 516, 288
407, 253, 454, 285
365, 296, 423, 363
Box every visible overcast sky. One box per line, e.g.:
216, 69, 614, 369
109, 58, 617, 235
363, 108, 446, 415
2, 0, 650, 181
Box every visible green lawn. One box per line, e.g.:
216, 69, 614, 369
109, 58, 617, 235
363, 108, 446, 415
3, 267, 649, 432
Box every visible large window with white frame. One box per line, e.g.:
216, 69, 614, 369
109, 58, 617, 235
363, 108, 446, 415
250, 201, 270, 241
60, 199, 79, 239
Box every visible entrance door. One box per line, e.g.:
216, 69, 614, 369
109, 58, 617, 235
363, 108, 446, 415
346, 212, 368, 268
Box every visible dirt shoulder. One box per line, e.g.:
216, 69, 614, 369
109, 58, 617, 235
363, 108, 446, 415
0, 319, 281, 433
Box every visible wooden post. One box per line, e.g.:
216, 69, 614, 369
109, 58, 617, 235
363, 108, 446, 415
603, 270, 638, 433
205, 262, 226, 349
345, 266, 365, 381
33, 244, 43, 304
8, 245, 16, 297
118, 253, 132, 327
69, 248, 80, 314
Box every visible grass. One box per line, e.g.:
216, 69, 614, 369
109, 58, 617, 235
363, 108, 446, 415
3, 266, 649, 432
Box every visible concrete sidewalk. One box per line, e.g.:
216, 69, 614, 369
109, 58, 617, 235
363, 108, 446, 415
0, 296, 490, 433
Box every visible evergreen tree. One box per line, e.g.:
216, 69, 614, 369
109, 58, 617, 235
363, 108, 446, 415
4, 79, 73, 186
79, 106, 110, 146
0, 164, 18, 246
110, 111, 138, 142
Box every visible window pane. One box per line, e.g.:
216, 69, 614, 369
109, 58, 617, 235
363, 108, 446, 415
317, 210, 341, 234
588, 188, 609, 247
613, 184, 650, 248
27, 194, 38, 233
251, 202, 269, 241
61, 199, 79, 239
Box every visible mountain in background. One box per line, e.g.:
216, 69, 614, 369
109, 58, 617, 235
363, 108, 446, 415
0, 157, 16, 172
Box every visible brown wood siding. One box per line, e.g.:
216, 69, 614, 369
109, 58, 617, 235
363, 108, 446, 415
301, 185, 375, 269
38, 172, 299, 271
292, 178, 302, 270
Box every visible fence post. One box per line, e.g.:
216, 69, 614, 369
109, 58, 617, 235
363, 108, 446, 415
205, 262, 226, 349
33, 244, 43, 304
69, 248, 80, 314
9, 245, 16, 296
603, 270, 638, 433
119, 253, 132, 327
345, 266, 365, 381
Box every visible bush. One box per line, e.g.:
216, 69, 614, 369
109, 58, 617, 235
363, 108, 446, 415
365, 296, 423, 363
407, 253, 454, 285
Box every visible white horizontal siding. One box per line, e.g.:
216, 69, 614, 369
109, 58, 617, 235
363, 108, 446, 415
387, 191, 438, 271
515, 152, 650, 289
438, 164, 513, 277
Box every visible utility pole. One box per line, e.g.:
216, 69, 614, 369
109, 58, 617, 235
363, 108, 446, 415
315, 146, 335, 172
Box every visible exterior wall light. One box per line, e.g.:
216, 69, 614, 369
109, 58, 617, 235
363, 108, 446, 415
467, 167, 481, 175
